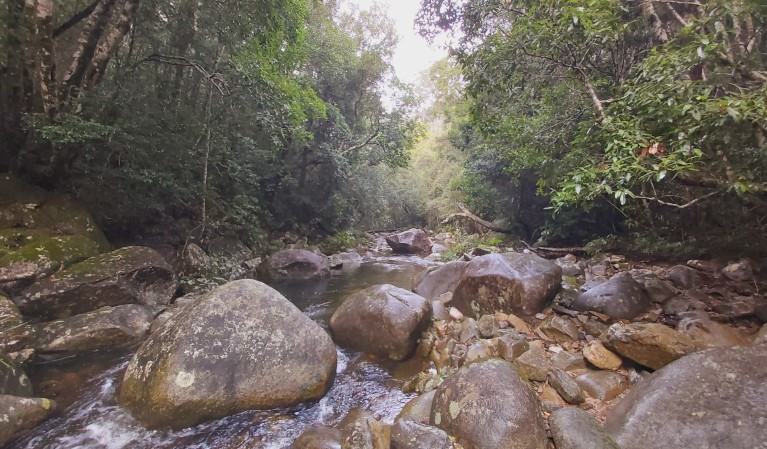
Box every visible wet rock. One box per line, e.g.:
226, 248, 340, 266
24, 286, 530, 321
119, 280, 337, 429
451, 252, 562, 318
396, 390, 436, 424
340, 409, 390, 449
430, 359, 547, 449
330, 284, 430, 361
576, 371, 628, 401
494, 331, 529, 361
259, 249, 330, 281
386, 229, 432, 254
391, 419, 454, 449
603, 323, 697, 370
0, 395, 56, 446
515, 346, 550, 382
549, 408, 620, 449
572, 273, 651, 320
721, 259, 753, 282
290, 425, 341, 449
17, 246, 176, 320
328, 251, 363, 272
540, 315, 580, 343
666, 265, 697, 289
34, 304, 153, 357
551, 351, 587, 372
412, 261, 467, 300
606, 345, 767, 449
582, 341, 622, 371
633, 274, 676, 304
477, 314, 498, 338
0, 353, 32, 397
548, 369, 585, 404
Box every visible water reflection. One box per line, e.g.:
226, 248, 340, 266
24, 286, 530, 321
10, 256, 433, 449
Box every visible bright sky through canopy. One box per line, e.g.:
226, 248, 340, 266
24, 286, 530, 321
344, 0, 448, 84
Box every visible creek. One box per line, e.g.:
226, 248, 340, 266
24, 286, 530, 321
9, 255, 436, 449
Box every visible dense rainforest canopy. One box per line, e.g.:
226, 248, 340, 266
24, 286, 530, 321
2, 0, 767, 257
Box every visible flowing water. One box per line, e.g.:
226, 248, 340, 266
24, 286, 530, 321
10, 255, 437, 449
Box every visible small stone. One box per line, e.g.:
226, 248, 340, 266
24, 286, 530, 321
576, 371, 628, 401
582, 341, 622, 371
582, 320, 609, 338
464, 341, 497, 364
515, 347, 550, 381
662, 297, 689, 315
712, 300, 755, 318
540, 315, 580, 343
603, 323, 698, 370
634, 274, 676, 305
666, 266, 697, 289
754, 324, 767, 344
448, 307, 463, 321
686, 259, 722, 272
506, 313, 533, 334
459, 318, 480, 344
494, 332, 529, 361
548, 369, 585, 405
477, 314, 498, 338
551, 351, 587, 372
535, 313, 546, 320
721, 260, 753, 282
548, 345, 563, 354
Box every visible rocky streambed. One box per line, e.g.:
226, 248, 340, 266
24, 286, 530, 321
0, 182, 765, 449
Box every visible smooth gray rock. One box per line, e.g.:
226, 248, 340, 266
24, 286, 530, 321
330, 284, 431, 361
119, 280, 337, 429
386, 229, 432, 254
0, 395, 56, 446
572, 272, 651, 320
259, 249, 330, 281
550, 408, 620, 449
606, 345, 767, 449
548, 368, 585, 404
666, 265, 697, 289
413, 261, 467, 300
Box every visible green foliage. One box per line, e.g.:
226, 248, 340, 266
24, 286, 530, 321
23, 114, 116, 146
316, 231, 369, 255
585, 233, 708, 261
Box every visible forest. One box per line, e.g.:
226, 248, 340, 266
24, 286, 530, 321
2, 0, 764, 257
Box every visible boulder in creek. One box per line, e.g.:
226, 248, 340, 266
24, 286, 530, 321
179, 243, 213, 277
17, 246, 176, 320
118, 279, 337, 429
330, 284, 430, 361
602, 322, 697, 370
339, 408, 390, 449
430, 359, 547, 449
0, 353, 33, 397
259, 249, 330, 281
571, 272, 651, 320
396, 390, 436, 424
385, 229, 432, 254
391, 419, 454, 449
605, 345, 767, 449
33, 304, 154, 358
549, 408, 620, 449
0, 395, 56, 446
290, 425, 342, 449
450, 253, 562, 318
412, 260, 467, 300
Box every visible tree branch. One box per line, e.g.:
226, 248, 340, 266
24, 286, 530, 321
52, 0, 100, 38
636, 190, 721, 209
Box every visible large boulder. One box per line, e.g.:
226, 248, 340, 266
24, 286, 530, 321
119, 280, 337, 429
0, 395, 56, 446
430, 359, 547, 449
259, 249, 330, 281
207, 236, 253, 263
606, 345, 767, 449
330, 284, 431, 360
412, 261, 467, 300
602, 323, 697, 370
451, 253, 562, 318
33, 304, 154, 357
385, 229, 432, 254
572, 272, 651, 320
17, 246, 176, 320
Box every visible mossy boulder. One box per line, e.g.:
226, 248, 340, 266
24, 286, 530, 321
0, 395, 56, 446
17, 246, 176, 320
259, 249, 331, 281
119, 280, 337, 429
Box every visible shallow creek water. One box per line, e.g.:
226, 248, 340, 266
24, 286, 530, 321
10, 255, 435, 449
